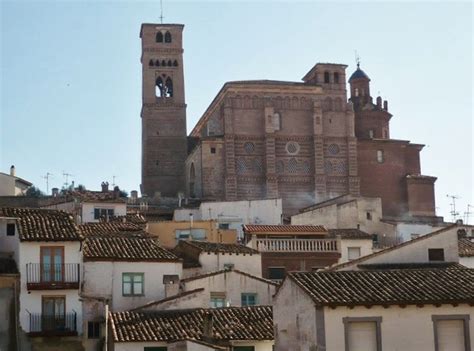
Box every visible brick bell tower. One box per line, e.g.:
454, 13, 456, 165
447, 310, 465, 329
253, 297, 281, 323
140, 24, 187, 197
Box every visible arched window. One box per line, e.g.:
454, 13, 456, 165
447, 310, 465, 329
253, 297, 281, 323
149, 59, 154, 66
167, 60, 172, 66
156, 32, 163, 43
156, 77, 164, 98
377, 150, 384, 163
334, 72, 340, 83
173, 60, 178, 67
165, 77, 173, 97
155, 59, 160, 66
189, 163, 196, 198
324, 71, 330, 83
161, 60, 167, 66
355, 88, 359, 97
164, 31, 172, 43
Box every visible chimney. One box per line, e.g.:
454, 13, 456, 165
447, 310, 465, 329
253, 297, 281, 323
113, 186, 120, 199
10, 165, 15, 177
130, 190, 138, 203
383, 100, 388, 111
202, 311, 213, 341
376, 96, 382, 109
52, 188, 59, 197
163, 275, 180, 298
101, 182, 109, 192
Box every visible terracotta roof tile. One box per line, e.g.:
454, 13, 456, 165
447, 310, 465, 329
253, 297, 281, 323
0, 207, 81, 241
459, 238, 474, 257
109, 306, 273, 342
109, 213, 147, 226
79, 222, 144, 236
65, 190, 126, 203
288, 269, 474, 307
183, 241, 259, 255
243, 224, 327, 234
83, 234, 179, 261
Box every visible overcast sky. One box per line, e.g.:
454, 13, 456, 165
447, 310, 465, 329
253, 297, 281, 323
1, 1, 472, 222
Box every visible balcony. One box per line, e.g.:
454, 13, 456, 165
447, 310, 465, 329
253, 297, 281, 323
27, 312, 77, 337
251, 238, 339, 253
26, 263, 80, 290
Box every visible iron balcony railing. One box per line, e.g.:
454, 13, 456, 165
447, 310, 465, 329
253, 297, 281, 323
26, 263, 80, 290
252, 238, 339, 252
27, 311, 77, 336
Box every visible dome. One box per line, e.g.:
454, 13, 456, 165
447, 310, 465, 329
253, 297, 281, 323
349, 65, 370, 82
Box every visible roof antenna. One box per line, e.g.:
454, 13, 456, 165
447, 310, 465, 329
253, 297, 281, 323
159, 0, 164, 24
355, 50, 361, 68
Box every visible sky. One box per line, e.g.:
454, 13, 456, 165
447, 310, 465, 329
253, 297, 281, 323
1, 0, 472, 223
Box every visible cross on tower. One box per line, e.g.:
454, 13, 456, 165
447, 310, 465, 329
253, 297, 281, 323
159, 0, 164, 24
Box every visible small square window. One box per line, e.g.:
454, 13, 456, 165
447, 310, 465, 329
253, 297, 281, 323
210, 292, 226, 308
377, 150, 384, 163
219, 223, 230, 230
268, 267, 285, 280
348, 247, 361, 261
87, 321, 101, 339
122, 273, 144, 296
428, 248, 445, 261
241, 293, 257, 306
6, 223, 15, 236
210, 147, 216, 154
366, 212, 372, 220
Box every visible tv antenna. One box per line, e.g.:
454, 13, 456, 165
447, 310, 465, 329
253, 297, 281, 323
159, 0, 164, 24
63, 171, 74, 188
112, 175, 117, 187
446, 194, 460, 222
464, 204, 473, 225
42, 172, 53, 194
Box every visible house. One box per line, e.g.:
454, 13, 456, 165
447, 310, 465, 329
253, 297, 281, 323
173, 241, 261, 278
273, 269, 474, 351
328, 228, 373, 263
174, 198, 283, 239
243, 225, 340, 279
0, 207, 83, 346
0, 166, 32, 196
459, 230, 474, 268
291, 194, 447, 245
147, 219, 237, 249
326, 224, 465, 271
108, 305, 274, 350
80, 224, 182, 349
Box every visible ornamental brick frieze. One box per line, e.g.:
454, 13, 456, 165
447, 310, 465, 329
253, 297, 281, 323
229, 95, 314, 110
275, 136, 314, 142
277, 176, 313, 183
236, 176, 266, 182
143, 48, 184, 54
234, 135, 266, 141
326, 176, 348, 184
142, 102, 187, 109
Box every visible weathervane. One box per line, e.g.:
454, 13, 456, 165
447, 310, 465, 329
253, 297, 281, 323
355, 50, 361, 68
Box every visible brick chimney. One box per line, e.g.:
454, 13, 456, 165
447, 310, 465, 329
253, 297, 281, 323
52, 188, 59, 197
101, 182, 109, 192
113, 186, 120, 199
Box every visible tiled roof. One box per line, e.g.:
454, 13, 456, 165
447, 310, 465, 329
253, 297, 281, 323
109, 306, 273, 342
0, 207, 81, 241
79, 222, 144, 236
288, 269, 474, 307
181, 267, 279, 286
130, 288, 206, 311
183, 241, 259, 255
243, 224, 327, 234
65, 190, 126, 203
0, 257, 18, 274
459, 238, 474, 257
328, 228, 372, 239
357, 262, 466, 270
83, 234, 179, 261
109, 213, 147, 226
326, 224, 459, 271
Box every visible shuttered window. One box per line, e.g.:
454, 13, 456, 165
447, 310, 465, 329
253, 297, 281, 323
347, 321, 377, 351
437, 320, 465, 351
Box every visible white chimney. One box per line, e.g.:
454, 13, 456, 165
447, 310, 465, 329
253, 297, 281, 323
10, 165, 15, 177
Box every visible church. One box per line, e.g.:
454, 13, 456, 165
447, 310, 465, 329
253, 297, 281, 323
140, 23, 437, 218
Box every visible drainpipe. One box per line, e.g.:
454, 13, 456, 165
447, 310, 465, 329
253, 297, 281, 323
105, 304, 109, 351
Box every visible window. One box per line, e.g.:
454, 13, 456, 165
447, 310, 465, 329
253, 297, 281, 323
372, 234, 379, 244
324, 71, 330, 83
6, 223, 15, 236
344, 317, 382, 351
376, 150, 384, 163
156, 32, 163, 43
334, 72, 340, 83
234, 347, 255, 351
164, 31, 172, 43
144, 348, 167, 351
268, 267, 285, 280
348, 247, 361, 261
210, 147, 216, 154
366, 212, 372, 220
122, 273, 144, 296
368, 129, 374, 138
87, 321, 101, 339
164, 77, 173, 97
210, 292, 226, 308
428, 248, 445, 261
273, 112, 281, 131
224, 263, 234, 270
241, 293, 257, 306
432, 315, 470, 351
94, 208, 114, 220
42, 296, 65, 331
219, 223, 230, 230
40, 246, 64, 282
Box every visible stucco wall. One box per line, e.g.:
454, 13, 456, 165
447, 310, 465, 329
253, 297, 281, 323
182, 270, 276, 307
18, 242, 82, 334
0, 218, 20, 255
324, 304, 474, 351
83, 261, 182, 311
198, 252, 262, 277
339, 239, 373, 263
273, 278, 317, 351
460, 257, 474, 268
81, 202, 126, 223
0, 173, 16, 196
